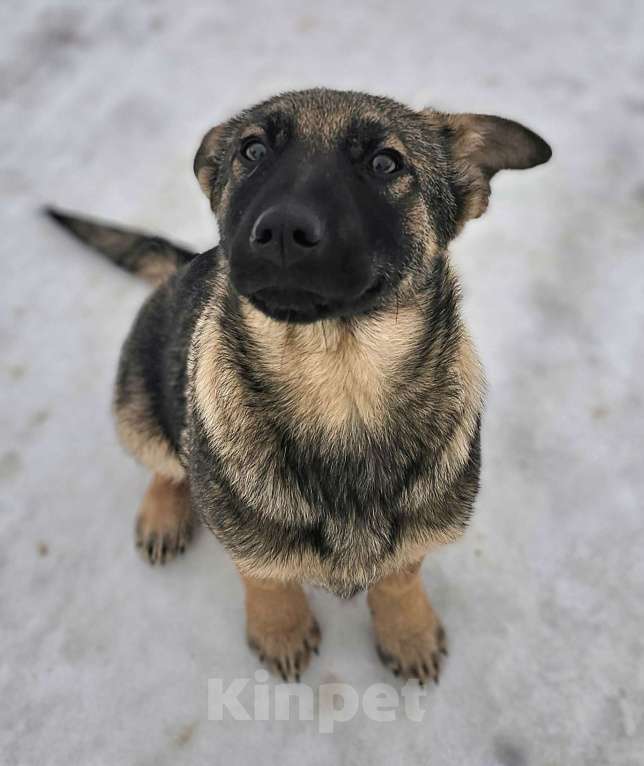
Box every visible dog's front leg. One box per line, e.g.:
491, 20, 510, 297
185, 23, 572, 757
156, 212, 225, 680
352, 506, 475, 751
240, 574, 321, 681
368, 561, 447, 684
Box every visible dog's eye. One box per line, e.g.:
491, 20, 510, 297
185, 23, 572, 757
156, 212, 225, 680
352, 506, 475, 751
241, 139, 267, 163
371, 151, 401, 176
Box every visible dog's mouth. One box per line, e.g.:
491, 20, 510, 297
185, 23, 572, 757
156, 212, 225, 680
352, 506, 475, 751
247, 277, 386, 323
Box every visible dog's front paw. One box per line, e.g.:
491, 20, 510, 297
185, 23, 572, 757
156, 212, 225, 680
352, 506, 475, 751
368, 566, 447, 684
374, 620, 447, 684
242, 576, 321, 681
248, 615, 321, 682
135, 475, 195, 565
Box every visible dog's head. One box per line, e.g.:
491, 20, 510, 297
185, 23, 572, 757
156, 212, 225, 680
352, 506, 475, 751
194, 89, 551, 323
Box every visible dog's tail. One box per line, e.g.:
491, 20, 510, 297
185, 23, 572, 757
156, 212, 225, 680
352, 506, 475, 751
44, 206, 197, 285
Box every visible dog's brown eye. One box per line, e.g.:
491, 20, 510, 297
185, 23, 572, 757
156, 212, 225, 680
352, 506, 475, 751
241, 140, 267, 163
371, 151, 401, 176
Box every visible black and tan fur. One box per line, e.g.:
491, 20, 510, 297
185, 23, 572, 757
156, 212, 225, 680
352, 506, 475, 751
48, 88, 551, 682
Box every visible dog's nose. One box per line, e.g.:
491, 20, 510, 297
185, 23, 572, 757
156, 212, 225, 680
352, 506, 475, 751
250, 203, 323, 265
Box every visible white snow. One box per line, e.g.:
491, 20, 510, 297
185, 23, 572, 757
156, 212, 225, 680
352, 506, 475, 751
2, 1, 643, 764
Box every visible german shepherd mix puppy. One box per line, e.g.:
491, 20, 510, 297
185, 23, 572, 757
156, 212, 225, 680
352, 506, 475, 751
47, 88, 551, 683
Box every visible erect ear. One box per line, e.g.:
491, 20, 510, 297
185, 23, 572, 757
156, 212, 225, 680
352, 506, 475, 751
193, 123, 228, 198
437, 112, 552, 221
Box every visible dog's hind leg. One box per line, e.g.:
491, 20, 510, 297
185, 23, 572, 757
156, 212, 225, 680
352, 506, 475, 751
240, 574, 321, 681
367, 561, 447, 684
135, 474, 195, 565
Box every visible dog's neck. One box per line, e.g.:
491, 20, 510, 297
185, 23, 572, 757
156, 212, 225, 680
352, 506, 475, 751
231, 254, 461, 432
240, 300, 426, 428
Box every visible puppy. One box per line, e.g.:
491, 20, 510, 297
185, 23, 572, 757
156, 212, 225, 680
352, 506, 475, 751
47, 88, 551, 683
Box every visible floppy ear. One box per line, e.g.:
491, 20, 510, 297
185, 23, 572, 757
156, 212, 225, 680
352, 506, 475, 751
439, 112, 552, 221
193, 123, 227, 197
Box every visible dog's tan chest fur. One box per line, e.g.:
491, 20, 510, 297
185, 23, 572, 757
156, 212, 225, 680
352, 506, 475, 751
240, 299, 428, 432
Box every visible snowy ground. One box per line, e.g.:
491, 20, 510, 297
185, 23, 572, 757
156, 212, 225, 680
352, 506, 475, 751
2, 1, 643, 764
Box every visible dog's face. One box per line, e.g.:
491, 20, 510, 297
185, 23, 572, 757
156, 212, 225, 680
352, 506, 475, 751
195, 89, 550, 322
